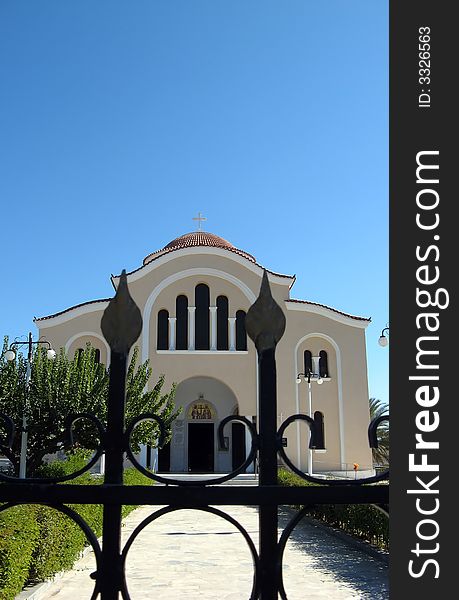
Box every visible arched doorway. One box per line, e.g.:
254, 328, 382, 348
187, 399, 217, 472
160, 376, 245, 473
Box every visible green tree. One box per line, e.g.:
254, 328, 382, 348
0, 339, 179, 475
369, 397, 389, 466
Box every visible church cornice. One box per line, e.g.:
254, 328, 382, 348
34, 298, 110, 327
111, 246, 296, 289
286, 299, 370, 327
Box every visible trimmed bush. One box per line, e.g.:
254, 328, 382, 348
0, 461, 153, 600
28, 505, 87, 582
0, 505, 40, 600
278, 468, 389, 550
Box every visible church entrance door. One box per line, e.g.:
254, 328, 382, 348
188, 423, 214, 472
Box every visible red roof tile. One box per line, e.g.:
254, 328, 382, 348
143, 231, 257, 265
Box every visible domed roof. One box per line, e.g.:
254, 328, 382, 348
164, 231, 234, 251
143, 231, 256, 265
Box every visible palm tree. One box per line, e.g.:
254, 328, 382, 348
369, 397, 389, 466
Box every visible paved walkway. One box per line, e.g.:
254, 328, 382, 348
39, 504, 388, 599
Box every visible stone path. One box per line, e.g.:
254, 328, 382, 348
39, 504, 388, 599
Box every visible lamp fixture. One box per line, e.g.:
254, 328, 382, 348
6, 335, 56, 362
296, 370, 325, 385
378, 326, 389, 347
5, 349, 16, 361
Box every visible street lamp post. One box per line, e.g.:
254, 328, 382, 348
296, 367, 324, 475
6, 332, 56, 478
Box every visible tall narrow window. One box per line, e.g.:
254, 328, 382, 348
217, 295, 229, 350
94, 349, 101, 364
319, 350, 329, 378
314, 411, 325, 449
236, 310, 247, 351
157, 309, 169, 350
176, 295, 188, 350
304, 350, 313, 376
195, 284, 210, 350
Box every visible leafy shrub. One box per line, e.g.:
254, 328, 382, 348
34, 449, 94, 480
0, 505, 40, 600
0, 341, 178, 476
0, 465, 153, 600
28, 505, 87, 582
278, 468, 389, 550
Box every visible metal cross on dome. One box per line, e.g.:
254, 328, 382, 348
192, 212, 207, 230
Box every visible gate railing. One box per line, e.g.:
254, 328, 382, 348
0, 270, 388, 599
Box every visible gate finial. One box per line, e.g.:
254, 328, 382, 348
101, 270, 142, 354
245, 270, 286, 353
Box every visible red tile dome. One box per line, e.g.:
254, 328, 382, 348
143, 231, 256, 265
164, 231, 234, 251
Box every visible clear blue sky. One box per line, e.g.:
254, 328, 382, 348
0, 1, 388, 405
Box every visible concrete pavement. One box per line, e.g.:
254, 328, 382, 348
36, 503, 388, 599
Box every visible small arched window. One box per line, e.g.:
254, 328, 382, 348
304, 350, 313, 376
157, 309, 169, 350
313, 411, 325, 450
176, 295, 188, 350
94, 348, 101, 364
217, 295, 229, 350
195, 284, 210, 350
236, 310, 247, 351
319, 350, 329, 378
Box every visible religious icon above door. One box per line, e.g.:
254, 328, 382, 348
188, 401, 215, 420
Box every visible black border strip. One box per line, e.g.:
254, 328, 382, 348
390, 3, 454, 597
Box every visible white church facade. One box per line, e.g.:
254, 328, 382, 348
35, 229, 374, 477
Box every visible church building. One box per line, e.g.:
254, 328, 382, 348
35, 226, 374, 477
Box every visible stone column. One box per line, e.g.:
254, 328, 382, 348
209, 306, 217, 351
188, 306, 196, 351
228, 317, 236, 351
168, 317, 176, 351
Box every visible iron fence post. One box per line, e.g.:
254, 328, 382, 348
100, 350, 127, 599
258, 346, 280, 599
99, 270, 143, 599
245, 271, 286, 599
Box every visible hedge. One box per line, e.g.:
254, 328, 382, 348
0, 457, 152, 600
0, 505, 40, 600
278, 468, 389, 551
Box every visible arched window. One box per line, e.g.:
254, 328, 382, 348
176, 295, 188, 350
157, 309, 169, 350
94, 348, 101, 364
217, 295, 229, 350
304, 350, 313, 376
313, 411, 325, 450
195, 284, 210, 350
319, 350, 329, 378
236, 310, 247, 351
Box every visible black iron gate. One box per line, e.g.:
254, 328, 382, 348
0, 270, 388, 599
